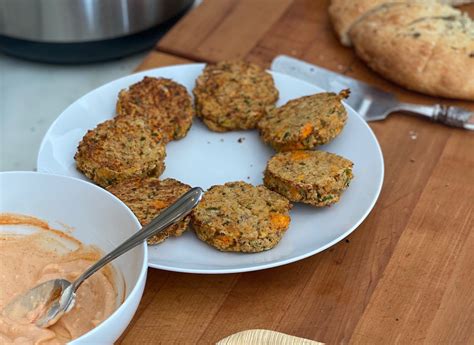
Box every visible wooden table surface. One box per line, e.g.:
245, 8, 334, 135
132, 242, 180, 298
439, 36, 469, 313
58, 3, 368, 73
118, 1, 474, 343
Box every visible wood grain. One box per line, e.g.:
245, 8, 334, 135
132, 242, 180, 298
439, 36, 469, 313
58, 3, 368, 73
350, 132, 474, 344
134, 51, 192, 72
117, 0, 474, 343
158, 0, 294, 62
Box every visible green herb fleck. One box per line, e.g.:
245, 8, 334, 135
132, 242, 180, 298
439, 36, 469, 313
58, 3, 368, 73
320, 195, 334, 202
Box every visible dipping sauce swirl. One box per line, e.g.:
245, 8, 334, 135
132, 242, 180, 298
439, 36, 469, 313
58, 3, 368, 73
0, 214, 118, 344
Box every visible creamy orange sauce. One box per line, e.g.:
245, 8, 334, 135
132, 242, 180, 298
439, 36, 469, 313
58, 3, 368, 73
0, 214, 118, 344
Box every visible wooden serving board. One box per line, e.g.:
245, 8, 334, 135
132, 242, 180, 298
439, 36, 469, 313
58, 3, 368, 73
118, 1, 474, 344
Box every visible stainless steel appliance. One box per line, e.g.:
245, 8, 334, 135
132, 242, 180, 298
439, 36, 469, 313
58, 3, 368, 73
0, 0, 194, 63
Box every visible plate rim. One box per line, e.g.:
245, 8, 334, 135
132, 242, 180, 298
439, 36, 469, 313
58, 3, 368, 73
37, 63, 385, 274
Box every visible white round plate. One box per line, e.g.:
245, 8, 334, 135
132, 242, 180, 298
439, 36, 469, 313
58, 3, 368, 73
37, 64, 384, 274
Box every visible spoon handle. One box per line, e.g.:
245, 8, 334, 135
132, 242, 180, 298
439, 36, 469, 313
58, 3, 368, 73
71, 187, 203, 291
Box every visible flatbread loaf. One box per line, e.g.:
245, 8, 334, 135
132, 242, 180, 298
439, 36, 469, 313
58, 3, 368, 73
350, 3, 474, 99
329, 0, 473, 47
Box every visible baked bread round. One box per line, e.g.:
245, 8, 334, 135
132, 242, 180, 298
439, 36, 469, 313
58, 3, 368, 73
264, 151, 354, 207
349, 2, 474, 99
116, 77, 194, 142
258, 90, 349, 152
329, 0, 393, 46
191, 181, 292, 253
193, 60, 279, 132
75, 117, 166, 187
107, 177, 191, 245
329, 0, 449, 46
329, 0, 472, 47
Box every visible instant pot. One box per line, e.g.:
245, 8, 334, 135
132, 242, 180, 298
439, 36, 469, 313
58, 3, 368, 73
0, 0, 194, 63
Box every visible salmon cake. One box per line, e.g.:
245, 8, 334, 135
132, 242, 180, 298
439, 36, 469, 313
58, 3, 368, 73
258, 90, 349, 151
116, 77, 194, 142
193, 60, 279, 132
264, 150, 354, 207
107, 177, 191, 245
191, 181, 292, 253
75, 117, 166, 188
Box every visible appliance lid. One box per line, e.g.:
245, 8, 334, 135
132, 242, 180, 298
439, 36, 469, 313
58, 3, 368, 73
0, 0, 194, 42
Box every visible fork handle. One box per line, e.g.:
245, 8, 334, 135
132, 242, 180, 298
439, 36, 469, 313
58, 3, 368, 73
71, 187, 203, 292
392, 103, 474, 130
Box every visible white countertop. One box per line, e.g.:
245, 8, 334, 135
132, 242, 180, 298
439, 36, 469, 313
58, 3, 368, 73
0, 51, 147, 171
0, 1, 204, 173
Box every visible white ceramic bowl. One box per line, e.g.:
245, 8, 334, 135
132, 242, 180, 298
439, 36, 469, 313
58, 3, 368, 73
0, 171, 147, 344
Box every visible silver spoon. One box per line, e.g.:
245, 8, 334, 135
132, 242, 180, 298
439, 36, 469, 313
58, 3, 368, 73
2, 187, 203, 328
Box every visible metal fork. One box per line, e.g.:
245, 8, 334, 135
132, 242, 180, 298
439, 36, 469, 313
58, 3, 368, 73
271, 55, 474, 130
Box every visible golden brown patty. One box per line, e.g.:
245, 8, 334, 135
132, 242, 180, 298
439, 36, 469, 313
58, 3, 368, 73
74, 116, 166, 188
107, 177, 191, 245
116, 77, 194, 142
193, 60, 279, 132
191, 181, 292, 253
258, 90, 349, 152
264, 151, 354, 207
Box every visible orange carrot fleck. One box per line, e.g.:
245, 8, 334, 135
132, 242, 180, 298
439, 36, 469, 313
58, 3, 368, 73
300, 123, 313, 139
152, 200, 169, 209
270, 213, 290, 229
216, 235, 233, 247
290, 151, 310, 161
